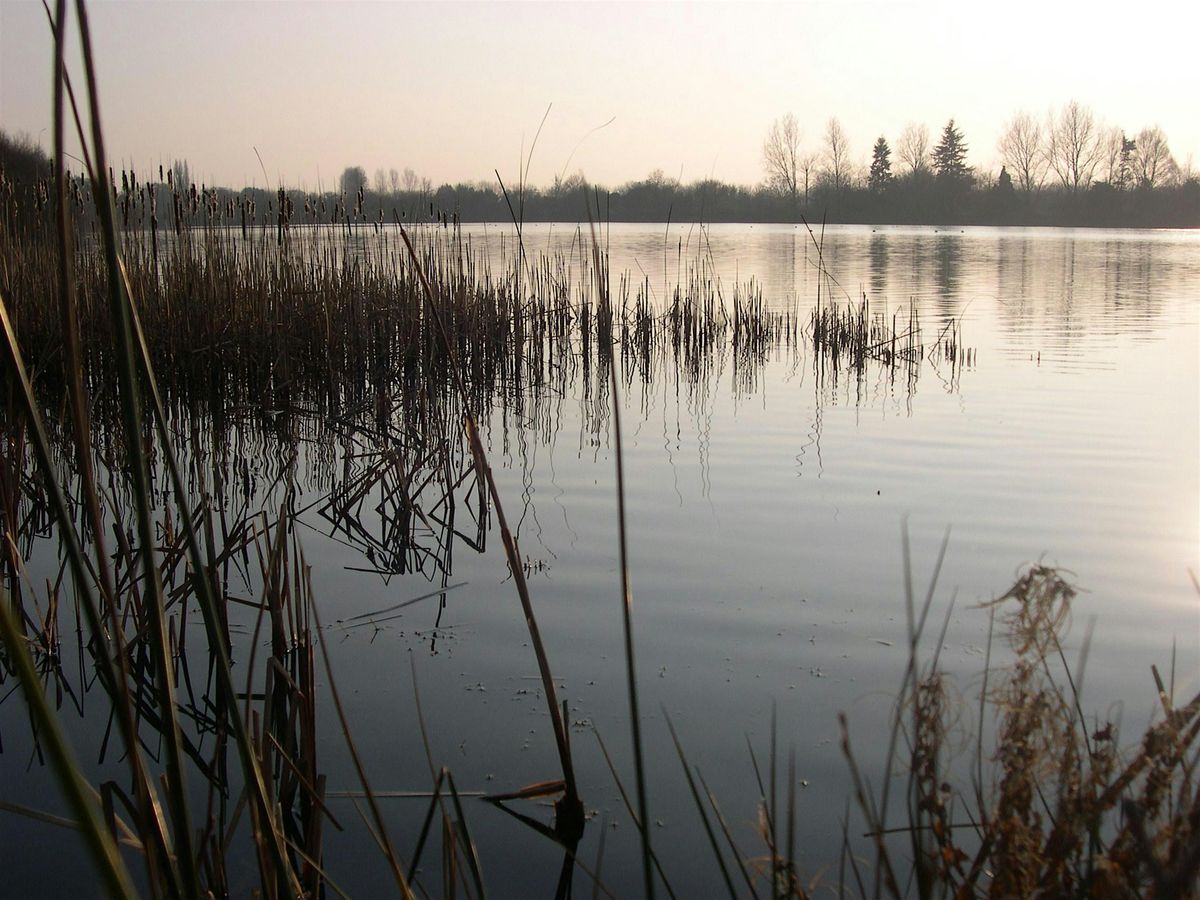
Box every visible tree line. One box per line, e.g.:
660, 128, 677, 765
2, 102, 1197, 229
759, 101, 1196, 226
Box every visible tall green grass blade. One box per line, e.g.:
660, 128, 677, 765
71, 4, 199, 891
607, 358, 653, 900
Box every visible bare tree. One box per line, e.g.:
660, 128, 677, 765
401, 167, 420, 192
170, 159, 192, 191
799, 151, 819, 204
373, 168, 388, 194
1132, 126, 1179, 188
388, 167, 400, 193
998, 111, 1046, 192
822, 117, 850, 191
1097, 126, 1125, 185
896, 123, 930, 179
762, 113, 803, 204
1046, 101, 1102, 193
1179, 154, 1196, 184
550, 170, 589, 197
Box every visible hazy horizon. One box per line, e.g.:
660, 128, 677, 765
2, 0, 1196, 192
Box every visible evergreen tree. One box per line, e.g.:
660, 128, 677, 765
868, 136, 893, 191
1118, 136, 1136, 190
997, 166, 1014, 193
932, 119, 970, 182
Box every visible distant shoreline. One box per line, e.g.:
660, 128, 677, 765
4, 132, 1197, 231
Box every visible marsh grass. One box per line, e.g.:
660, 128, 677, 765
810, 296, 972, 391
838, 562, 1200, 898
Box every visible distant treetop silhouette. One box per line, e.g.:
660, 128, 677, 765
933, 119, 970, 182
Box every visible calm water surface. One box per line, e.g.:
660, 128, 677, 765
4, 223, 1198, 896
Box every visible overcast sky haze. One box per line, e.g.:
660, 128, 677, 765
2, 0, 1196, 191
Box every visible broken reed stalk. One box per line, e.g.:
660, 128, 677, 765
395, 215, 583, 832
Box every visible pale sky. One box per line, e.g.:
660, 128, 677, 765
2, 0, 1196, 191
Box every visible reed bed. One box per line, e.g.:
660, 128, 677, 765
1, 166, 807, 429
810, 294, 973, 388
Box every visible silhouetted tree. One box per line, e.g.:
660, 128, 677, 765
897, 123, 931, 179
998, 111, 1045, 192
1098, 127, 1125, 186
550, 170, 587, 196
339, 165, 368, 196
822, 118, 851, 191
932, 119, 970, 182
1117, 136, 1137, 190
868, 136, 893, 191
997, 166, 1014, 193
0, 130, 51, 188
646, 168, 678, 189
799, 151, 819, 205
171, 159, 192, 190
1132, 126, 1178, 188
1047, 101, 1101, 193
762, 113, 802, 206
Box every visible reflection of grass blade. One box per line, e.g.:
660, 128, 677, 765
405, 769, 445, 885
0, 584, 136, 899
695, 770, 760, 900
663, 712, 738, 899
592, 730, 677, 899
445, 769, 488, 899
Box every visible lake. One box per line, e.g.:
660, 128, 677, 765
2, 222, 1197, 897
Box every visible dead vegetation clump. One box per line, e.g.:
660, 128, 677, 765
844, 564, 1200, 898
